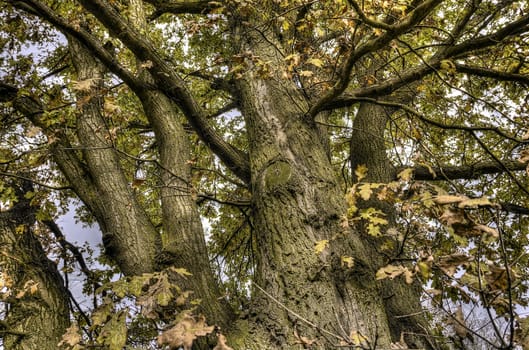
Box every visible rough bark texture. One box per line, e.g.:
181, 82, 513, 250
351, 103, 435, 349
225, 15, 396, 347
69, 39, 160, 275
236, 73, 394, 349
137, 87, 234, 327
0, 182, 70, 350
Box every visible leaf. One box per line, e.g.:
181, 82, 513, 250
376, 264, 408, 280
72, 78, 97, 92
58, 324, 82, 347
314, 240, 329, 254
358, 183, 373, 200
298, 70, 314, 77
157, 314, 215, 350
349, 330, 369, 347
518, 148, 529, 163
433, 195, 467, 205
306, 58, 324, 67
397, 168, 414, 181
457, 197, 496, 208
104, 97, 120, 114
416, 261, 431, 279
473, 224, 499, 238
171, 267, 193, 277
341, 256, 354, 268
98, 311, 127, 350
354, 164, 368, 181
438, 254, 472, 276
452, 306, 468, 339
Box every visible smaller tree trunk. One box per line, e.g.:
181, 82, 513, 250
0, 181, 70, 350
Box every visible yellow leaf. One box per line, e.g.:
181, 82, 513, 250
314, 240, 329, 254
354, 164, 368, 181
306, 58, 324, 67
416, 261, 431, 279
349, 330, 369, 347
171, 267, 193, 277
358, 183, 373, 201
397, 168, 413, 181
341, 256, 354, 268
15, 224, 26, 235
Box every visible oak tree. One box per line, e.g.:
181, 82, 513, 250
0, 0, 529, 349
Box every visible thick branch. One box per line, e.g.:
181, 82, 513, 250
74, 0, 250, 182
320, 13, 529, 111
401, 160, 527, 181
454, 63, 529, 86
143, 0, 222, 19
308, 0, 442, 117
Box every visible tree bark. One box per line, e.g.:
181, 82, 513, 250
0, 181, 70, 350
351, 102, 436, 349
68, 38, 160, 275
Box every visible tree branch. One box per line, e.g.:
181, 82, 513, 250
143, 0, 223, 20
453, 63, 529, 86
307, 0, 443, 117
319, 13, 529, 111
72, 0, 250, 182
399, 160, 527, 181
42, 219, 101, 290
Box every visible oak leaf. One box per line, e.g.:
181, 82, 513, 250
157, 314, 214, 350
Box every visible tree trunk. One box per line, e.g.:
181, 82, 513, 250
0, 182, 70, 350
351, 102, 436, 349
233, 73, 395, 348
69, 39, 161, 275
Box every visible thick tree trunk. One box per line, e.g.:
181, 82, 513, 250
231, 69, 394, 348
0, 182, 70, 350
351, 102, 436, 349
69, 39, 160, 274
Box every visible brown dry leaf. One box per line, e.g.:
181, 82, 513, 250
72, 78, 97, 92
439, 208, 467, 226
58, 324, 82, 347
519, 148, 529, 163
473, 224, 499, 238
376, 264, 408, 280
438, 254, 472, 277
157, 314, 215, 350
452, 306, 468, 339
433, 195, 467, 205
213, 333, 234, 350
485, 263, 518, 291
